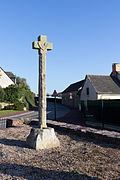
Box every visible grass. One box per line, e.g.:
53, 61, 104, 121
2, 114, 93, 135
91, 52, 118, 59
0, 110, 22, 116
71, 170, 90, 177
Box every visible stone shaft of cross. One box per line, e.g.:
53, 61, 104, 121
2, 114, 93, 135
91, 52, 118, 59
33, 35, 53, 129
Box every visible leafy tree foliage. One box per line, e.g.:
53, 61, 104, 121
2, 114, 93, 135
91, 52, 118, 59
0, 76, 35, 110
16, 76, 30, 90
0, 86, 5, 102
3, 84, 35, 109
4, 85, 21, 103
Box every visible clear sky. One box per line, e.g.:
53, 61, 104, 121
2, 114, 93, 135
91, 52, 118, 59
0, 0, 120, 95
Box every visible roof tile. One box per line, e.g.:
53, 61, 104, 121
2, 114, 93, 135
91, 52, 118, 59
87, 75, 120, 94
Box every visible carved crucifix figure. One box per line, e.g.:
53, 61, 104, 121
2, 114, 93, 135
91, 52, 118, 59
33, 35, 53, 129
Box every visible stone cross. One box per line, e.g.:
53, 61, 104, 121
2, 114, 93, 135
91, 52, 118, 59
32, 35, 53, 129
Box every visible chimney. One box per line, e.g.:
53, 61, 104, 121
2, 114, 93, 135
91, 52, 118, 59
112, 63, 120, 72
112, 63, 120, 80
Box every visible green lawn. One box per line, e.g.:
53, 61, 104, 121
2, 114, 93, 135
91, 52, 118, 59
0, 110, 21, 116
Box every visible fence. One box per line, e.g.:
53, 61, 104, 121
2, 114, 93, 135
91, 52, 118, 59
80, 99, 120, 126
0, 118, 7, 129
0, 118, 13, 129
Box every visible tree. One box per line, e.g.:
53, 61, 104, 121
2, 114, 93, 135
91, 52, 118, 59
0, 86, 5, 102
16, 76, 30, 90
2, 75, 36, 109
4, 85, 21, 103
3, 84, 35, 109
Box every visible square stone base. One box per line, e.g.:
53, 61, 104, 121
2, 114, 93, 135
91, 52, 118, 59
26, 127, 60, 150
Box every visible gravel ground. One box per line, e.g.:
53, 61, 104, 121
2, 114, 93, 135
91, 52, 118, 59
0, 123, 120, 180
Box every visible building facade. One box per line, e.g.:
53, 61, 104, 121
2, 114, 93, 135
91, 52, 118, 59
80, 75, 120, 100
80, 63, 120, 100
0, 67, 15, 88
5, 72, 16, 84
62, 63, 120, 108
62, 80, 85, 108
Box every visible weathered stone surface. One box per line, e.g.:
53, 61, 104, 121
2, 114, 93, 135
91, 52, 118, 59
26, 35, 60, 150
32, 35, 53, 129
26, 127, 60, 150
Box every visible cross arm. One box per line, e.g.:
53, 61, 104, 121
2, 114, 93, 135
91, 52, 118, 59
32, 41, 39, 49
32, 40, 53, 51
46, 42, 53, 51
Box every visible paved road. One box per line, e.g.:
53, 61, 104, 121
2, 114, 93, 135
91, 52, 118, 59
11, 102, 70, 120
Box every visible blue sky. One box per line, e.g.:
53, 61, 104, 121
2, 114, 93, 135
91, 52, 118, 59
0, 0, 120, 94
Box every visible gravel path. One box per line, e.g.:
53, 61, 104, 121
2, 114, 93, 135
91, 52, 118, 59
0, 123, 120, 180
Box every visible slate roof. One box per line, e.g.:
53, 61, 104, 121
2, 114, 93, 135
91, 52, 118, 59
5, 72, 15, 78
87, 75, 120, 94
62, 80, 85, 93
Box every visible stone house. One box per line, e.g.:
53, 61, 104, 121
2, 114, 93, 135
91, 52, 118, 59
80, 63, 120, 100
62, 80, 85, 108
80, 75, 120, 100
62, 63, 120, 108
0, 67, 15, 88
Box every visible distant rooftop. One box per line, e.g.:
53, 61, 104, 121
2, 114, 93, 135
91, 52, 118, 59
5, 72, 15, 78
62, 80, 85, 93
87, 75, 120, 94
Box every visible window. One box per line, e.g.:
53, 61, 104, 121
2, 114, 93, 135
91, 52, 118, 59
86, 88, 89, 95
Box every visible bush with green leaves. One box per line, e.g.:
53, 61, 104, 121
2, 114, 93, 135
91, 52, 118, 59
16, 76, 30, 90
2, 77, 35, 110
4, 102, 24, 111
4, 105, 14, 110
4, 85, 21, 103
24, 90, 35, 108
0, 86, 5, 102
13, 102, 24, 111
0, 104, 2, 110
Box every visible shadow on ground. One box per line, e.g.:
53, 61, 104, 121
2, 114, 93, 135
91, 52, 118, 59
54, 128, 120, 150
26, 120, 120, 150
0, 139, 27, 148
0, 163, 99, 180
56, 109, 85, 126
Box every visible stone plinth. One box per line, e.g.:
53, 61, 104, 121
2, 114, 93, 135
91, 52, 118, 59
26, 127, 60, 150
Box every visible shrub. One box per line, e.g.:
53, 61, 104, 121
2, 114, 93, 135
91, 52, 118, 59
3, 84, 35, 110
0, 104, 2, 110
13, 102, 24, 111
4, 102, 24, 111
4, 105, 14, 110
4, 85, 21, 103
0, 86, 5, 102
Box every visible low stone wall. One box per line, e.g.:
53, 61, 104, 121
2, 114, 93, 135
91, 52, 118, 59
0, 118, 31, 129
